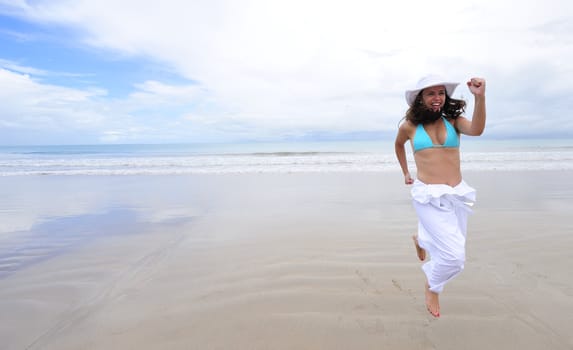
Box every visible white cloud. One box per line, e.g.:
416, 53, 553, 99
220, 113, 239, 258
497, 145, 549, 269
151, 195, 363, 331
0, 58, 51, 76
0, 68, 224, 143
0, 68, 106, 128
1, 0, 573, 143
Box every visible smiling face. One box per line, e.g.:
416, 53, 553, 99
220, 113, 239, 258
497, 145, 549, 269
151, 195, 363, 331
421, 85, 447, 112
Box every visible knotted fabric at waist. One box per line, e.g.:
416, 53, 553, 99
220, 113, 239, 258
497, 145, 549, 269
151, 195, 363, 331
411, 179, 476, 213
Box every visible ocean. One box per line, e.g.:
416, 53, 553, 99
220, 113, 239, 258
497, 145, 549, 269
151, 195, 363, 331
1, 139, 572, 176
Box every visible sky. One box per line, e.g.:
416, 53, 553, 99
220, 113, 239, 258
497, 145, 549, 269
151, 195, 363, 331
0, 0, 572, 145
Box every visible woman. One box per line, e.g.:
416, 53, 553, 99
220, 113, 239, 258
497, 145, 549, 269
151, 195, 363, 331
394, 75, 486, 317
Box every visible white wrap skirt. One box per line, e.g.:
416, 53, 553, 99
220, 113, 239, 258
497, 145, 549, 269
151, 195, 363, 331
411, 179, 476, 294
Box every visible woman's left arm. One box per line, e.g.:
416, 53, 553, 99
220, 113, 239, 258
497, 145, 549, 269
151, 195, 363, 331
456, 77, 486, 136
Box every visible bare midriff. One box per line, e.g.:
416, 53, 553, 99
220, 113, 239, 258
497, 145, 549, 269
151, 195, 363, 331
414, 147, 462, 187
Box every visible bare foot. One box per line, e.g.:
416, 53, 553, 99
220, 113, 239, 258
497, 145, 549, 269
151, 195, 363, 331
425, 283, 440, 318
412, 235, 426, 261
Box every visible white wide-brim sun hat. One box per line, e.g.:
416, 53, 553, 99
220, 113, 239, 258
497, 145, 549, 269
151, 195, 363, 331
405, 75, 459, 107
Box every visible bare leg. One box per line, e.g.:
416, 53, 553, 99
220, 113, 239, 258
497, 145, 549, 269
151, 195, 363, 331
412, 235, 426, 261
425, 283, 440, 317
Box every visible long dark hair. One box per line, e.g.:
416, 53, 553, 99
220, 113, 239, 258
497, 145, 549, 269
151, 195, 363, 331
404, 91, 466, 126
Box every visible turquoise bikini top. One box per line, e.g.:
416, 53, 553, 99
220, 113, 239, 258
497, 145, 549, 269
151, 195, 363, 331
413, 116, 459, 153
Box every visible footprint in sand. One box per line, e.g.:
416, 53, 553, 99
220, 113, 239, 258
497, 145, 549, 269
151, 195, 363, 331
391, 278, 418, 303
355, 269, 382, 295
392, 278, 403, 291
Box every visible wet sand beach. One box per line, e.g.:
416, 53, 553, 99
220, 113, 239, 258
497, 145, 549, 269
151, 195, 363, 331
1, 171, 572, 349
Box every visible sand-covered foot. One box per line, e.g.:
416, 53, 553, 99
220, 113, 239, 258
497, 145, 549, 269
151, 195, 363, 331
412, 235, 426, 261
425, 283, 440, 318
